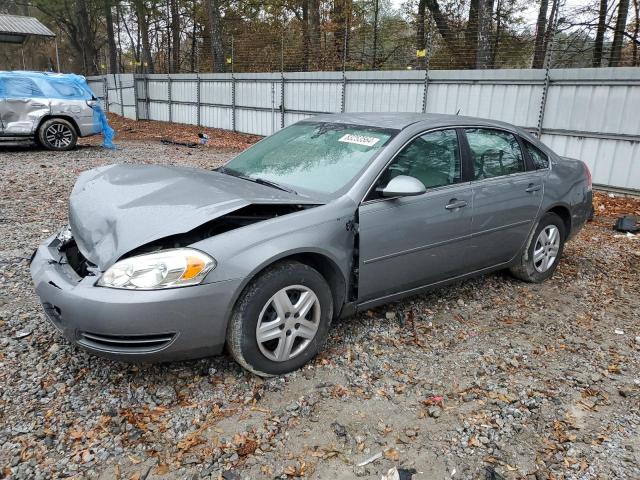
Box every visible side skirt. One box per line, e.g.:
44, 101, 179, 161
353, 260, 514, 313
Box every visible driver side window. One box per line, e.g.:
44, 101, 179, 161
373, 129, 461, 199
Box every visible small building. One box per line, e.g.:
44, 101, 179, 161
0, 14, 59, 71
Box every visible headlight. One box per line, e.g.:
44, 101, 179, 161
97, 248, 216, 290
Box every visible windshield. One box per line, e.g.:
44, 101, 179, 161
223, 122, 396, 195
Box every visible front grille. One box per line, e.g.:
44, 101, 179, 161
77, 331, 176, 353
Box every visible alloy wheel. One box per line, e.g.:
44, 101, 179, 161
45, 123, 73, 149
533, 225, 560, 273
255, 285, 321, 362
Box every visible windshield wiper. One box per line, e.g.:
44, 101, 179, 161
252, 177, 297, 194
217, 167, 297, 195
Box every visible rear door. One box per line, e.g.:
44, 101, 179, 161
1, 77, 49, 136
358, 128, 473, 302
463, 128, 544, 269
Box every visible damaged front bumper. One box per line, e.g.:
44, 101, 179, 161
29, 231, 241, 362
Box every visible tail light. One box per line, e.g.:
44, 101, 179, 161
583, 162, 592, 191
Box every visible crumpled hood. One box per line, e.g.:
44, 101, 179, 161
69, 164, 312, 270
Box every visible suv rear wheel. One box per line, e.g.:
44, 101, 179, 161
38, 118, 78, 151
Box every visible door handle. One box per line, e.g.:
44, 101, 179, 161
525, 183, 541, 193
445, 199, 468, 210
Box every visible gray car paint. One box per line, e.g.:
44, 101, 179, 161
30, 113, 592, 362
69, 163, 320, 270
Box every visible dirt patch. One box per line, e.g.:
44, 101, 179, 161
0, 139, 638, 480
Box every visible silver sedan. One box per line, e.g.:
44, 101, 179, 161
30, 113, 593, 376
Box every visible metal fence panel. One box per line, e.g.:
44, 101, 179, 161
201, 106, 232, 130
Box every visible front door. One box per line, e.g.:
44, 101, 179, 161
463, 128, 544, 269
358, 129, 473, 302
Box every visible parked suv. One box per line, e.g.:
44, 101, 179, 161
0, 71, 102, 150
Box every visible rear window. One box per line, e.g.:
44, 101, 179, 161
524, 141, 550, 170
2, 78, 44, 97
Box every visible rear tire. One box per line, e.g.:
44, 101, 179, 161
510, 212, 566, 283
38, 118, 78, 151
226, 261, 333, 377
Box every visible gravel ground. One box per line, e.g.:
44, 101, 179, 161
1, 138, 639, 480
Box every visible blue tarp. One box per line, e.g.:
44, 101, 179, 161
0, 71, 115, 148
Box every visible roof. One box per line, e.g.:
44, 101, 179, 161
310, 112, 522, 132
0, 14, 54, 44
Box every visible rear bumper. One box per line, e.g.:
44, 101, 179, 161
568, 189, 593, 240
30, 233, 241, 362
76, 115, 102, 137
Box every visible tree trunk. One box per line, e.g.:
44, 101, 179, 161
205, 0, 225, 72
190, 0, 198, 72
532, 0, 549, 68
425, 0, 457, 52
491, 0, 502, 67
104, 0, 118, 74
76, 0, 98, 74
416, 0, 426, 68
372, 0, 379, 69
308, 0, 321, 68
465, 0, 479, 68
541, 0, 558, 67
170, 0, 180, 72
302, 0, 310, 71
633, 0, 639, 65
593, 0, 608, 67
609, 0, 630, 66
476, 0, 494, 68
333, 0, 350, 69
134, 0, 155, 73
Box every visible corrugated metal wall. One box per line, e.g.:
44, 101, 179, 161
87, 68, 640, 192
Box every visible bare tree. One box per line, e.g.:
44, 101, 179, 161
542, 0, 558, 66
205, 0, 225, 72
593, 0, 608, 66
633, 0, 639, 65
465, 0, 479, 67
133, 0, 155, 73
532, 0, 549, 68
476, 0, 494, 68
610, 0, 630, 65
372, 0, 379, 68
425, 0, 457, 50
170, 0, 180, 72
416, 0, 427, 68
308, 0, 321, 68
104, 0, 119, 73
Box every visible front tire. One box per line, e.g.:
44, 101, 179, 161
510, 212, 566, 283
38, 118, 78, 151
226, 261, 333, 377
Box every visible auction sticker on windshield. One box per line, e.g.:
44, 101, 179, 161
338, 133, 381, 147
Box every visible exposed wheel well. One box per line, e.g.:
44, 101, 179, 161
37, 115, 79, 136
248, 253, 347, 320
548, 205, 571, 236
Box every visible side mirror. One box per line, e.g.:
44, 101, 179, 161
377, 175, 426, 198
